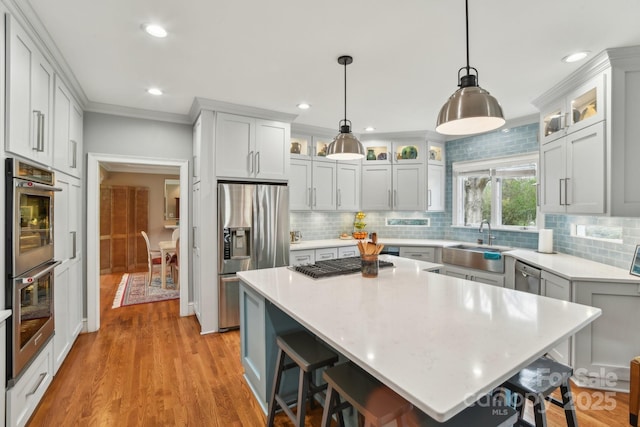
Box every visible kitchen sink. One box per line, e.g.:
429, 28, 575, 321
442, 244, 511, 273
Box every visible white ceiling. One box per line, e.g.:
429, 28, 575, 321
27, 0, 640, 133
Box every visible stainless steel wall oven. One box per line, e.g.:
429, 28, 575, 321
5, 158, 61, 385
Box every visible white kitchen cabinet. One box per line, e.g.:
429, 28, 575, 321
192, 182, 202, 322
6, 14, 54, 166
573, 280, 640, 392
311, 161, 336, 210
394, 163, 426, 211
338, 246, 359, 258
399, 246, 437, 263
540, 122, 605, 214
54, 172, 82, 262
541, 271, 572, 366
7, 340, 54, 427
534, 46, 640, 216
53, 76, 82, 177
336, 161, 360, 211
290, 249, 314, 266
289, 159, 312, 210
443, 265, 505, 287
361, 138, 427, 211
361, 165, 392, 210
215, 112, 289, 181
53, 263, 71, 373
193, 114, 202, 182
427, 164, 445, 211
315, 247, 338, 262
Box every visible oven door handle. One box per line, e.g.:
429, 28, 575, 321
14, 260, 61, 283
16, 181, 63, 192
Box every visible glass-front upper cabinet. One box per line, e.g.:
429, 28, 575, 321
290, 134, 311, 158
312, 136, 335, 161
427, 142, 444, 165
392, 140, 426, 164
361, 140, 391, 163
540, 74, 604, 145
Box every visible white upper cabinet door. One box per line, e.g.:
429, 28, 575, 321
215, 113, 255, 179
540, 138, 566, 213
255, 119, 289, 180
427, 164, 445, 211
53, 76, 83, 177
361, 165, 392, 210
311, 161, 336, 210
6, 15, 54, 165
336, 162, 361, 212
566, 122, 605, 214
193, 115, 202, 182
393, 164, 425, 211
289, 159, 312, 211
69, 102, 83, 177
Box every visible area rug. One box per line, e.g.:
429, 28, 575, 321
112, 272, 179, 308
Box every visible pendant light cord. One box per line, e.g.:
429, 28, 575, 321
344, 60, 347, 122
465, 0, 470, 76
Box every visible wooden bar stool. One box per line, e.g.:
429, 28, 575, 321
501, 356, 577, 427
320, 362, 413, 427
266, 330, 339, 427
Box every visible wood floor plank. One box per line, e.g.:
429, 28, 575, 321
26, 272, 630, 427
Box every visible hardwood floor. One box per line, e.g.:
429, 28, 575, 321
27, 272, 629, 426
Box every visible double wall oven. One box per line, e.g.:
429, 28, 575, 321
5, 158, 61, 385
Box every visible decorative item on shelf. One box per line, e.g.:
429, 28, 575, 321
353, 211, 367, 239
326, 55, 365, 160
377, 153, 387, 160
435, 0, 505, 135
317, 144, 327, 156
367, 149, 376, 160
580, 101, 597, 120
290, 142, 301, 154
401, 145, 418, 159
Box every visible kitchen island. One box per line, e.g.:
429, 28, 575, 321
237, 255, 601, 422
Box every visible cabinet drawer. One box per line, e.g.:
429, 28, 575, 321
315, 247, 338, 261
7, 340, 54, 427
290, 250, 315, 266
399, 247, 436, 262
338, 246, 359, 258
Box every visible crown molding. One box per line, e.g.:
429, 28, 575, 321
3, 0, 89, 107
190, 97, 298, 124
85, 102, 191, 125
291, 123, 337, 138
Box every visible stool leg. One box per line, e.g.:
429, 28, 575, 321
296, 367, 310, 427
531, 393, 548, 427
560, 380, 578, 427
321, 384, 336, 427
266, 348, 285, 427
307, 371, 316, 410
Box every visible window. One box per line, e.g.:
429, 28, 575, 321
453, 153, 539, 229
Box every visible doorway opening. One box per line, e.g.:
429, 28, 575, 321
87, 153, 189, 332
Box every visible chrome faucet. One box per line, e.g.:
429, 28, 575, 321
479, 220, 496, 246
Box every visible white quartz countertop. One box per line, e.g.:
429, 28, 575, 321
0, 309, 11, 324
290, 238, 461, 251
506, 250, 640, 283
237, 255, 601, 422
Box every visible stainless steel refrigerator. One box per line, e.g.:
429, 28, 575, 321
217, 182, 289, 331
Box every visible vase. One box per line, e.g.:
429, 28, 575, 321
367, 149, 376, 160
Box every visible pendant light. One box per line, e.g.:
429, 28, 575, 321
436, 0, 505, 135
326, 55, 365, 160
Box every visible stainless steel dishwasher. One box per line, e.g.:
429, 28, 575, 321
514, 260, 542, 294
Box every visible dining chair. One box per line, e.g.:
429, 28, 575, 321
141, 231, 163, 286
171, 228, 180, 242
168, 237, 180, 289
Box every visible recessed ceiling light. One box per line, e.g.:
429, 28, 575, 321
562, 51, 590, 63
364, 127, 375, 132
297, 103, 311, 110
147, 88, 163, 96
143, 23, 168, 38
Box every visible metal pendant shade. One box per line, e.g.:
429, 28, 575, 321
327, 55, 365, 160
436, 0, 505, 136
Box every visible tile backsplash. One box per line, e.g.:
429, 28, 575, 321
290, 121, 640, 269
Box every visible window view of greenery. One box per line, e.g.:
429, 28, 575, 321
456, 155, 538, 228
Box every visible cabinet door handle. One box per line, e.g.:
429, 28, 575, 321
26, 372, 47, 397
428, 189, 432, 207
32, 110, 43, 152
394, 189, 397, 207
192, 226, 198, 248
70, 140, 78, 168
559, 179, 565, 206
565, 177, 570, 205
388, 189, 391, 208
337, 189, 341, 207
38, 112, 45, 152
255, 152, 260, 175
307, 188, 311, 207
535, 182, 540, 207
313, 188, 317, 207
248, 151, 254, 174
70, 231, 77, 259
